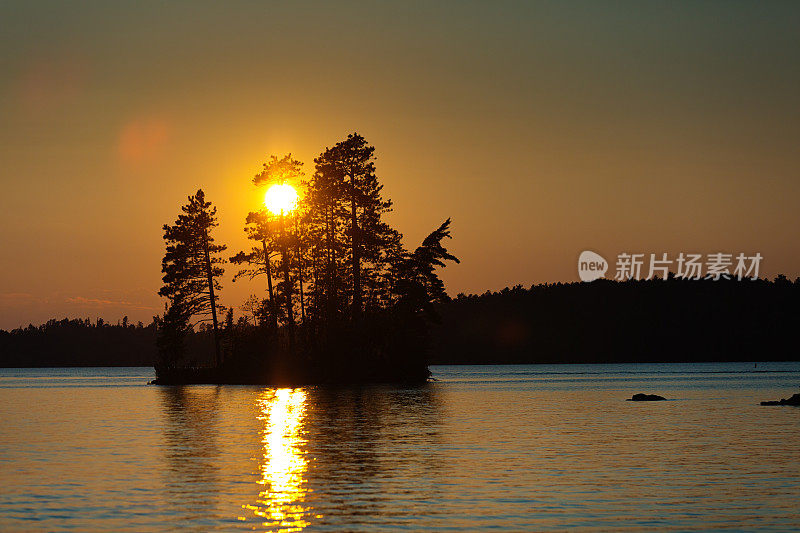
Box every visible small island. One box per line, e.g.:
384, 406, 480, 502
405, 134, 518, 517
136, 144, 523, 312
627, 393, 667, 401
152, 134, 458, 385
760, 393, 800, 406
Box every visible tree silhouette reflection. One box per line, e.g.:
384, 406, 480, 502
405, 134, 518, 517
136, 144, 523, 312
159, 385, 444, 530
158, 386, 223, 522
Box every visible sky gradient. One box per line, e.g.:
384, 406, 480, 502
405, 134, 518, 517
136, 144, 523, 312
2, 1, 799, 329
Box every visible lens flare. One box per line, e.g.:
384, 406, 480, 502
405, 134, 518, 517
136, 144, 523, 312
264, 183, 298, 215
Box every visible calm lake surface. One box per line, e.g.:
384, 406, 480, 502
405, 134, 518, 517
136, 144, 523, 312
1, 363, 798, 531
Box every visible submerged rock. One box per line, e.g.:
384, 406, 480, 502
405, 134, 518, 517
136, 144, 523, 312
627, 393, 667, 402
760, 393, 800, 406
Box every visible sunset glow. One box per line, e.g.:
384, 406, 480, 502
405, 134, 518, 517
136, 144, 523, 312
264, 183, 299, 216
3, 3, 800, 532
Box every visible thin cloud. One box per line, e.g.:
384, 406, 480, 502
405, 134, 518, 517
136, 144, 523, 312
0, 293, 45, 302
65, 296, 156, 311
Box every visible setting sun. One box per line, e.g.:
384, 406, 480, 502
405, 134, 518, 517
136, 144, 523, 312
264, 183, 298, 215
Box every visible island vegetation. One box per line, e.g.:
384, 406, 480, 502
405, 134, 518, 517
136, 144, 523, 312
153, 133, 459, 385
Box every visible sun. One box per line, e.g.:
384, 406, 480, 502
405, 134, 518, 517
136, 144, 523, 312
264, 183, 298, 215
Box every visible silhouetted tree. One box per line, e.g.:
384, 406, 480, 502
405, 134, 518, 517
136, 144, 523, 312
392, 218, 460, 317
230, 211, 280, 329
159, 189, 226, 366
155, 298, 192, 367
253, 154, 305, 329
310, 133, 400, 322
241, 294, 270, 327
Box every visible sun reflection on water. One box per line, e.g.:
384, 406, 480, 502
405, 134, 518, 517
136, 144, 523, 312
242, 388, 314, 532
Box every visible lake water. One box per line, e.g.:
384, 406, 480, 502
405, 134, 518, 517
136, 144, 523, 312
0, 363, 798, 531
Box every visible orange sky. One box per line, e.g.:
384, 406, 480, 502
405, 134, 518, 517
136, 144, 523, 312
1, 2, 799, 329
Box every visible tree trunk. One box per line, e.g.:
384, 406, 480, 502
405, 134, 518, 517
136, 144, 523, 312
280, 213, 294, 328
295, 215, 305, 322
326, 205, 336, 321
203, 229, 221, 367
350, 176, 361, 321
262, 238, 278, 330
312, 246, 319, 318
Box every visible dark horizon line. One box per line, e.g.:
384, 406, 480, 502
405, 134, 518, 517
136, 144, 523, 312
4, 272, 799, 333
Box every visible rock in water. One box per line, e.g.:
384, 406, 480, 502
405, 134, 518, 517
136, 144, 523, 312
760, 393, 800, 406
627, 393, 667, 401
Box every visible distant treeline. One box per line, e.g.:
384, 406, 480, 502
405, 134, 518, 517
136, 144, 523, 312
2, 276, 799, 367
0, 317, 157, 367
429, 276, 800, 364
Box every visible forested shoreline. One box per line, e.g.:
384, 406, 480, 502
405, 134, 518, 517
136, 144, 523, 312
4, 134, 797, 377
430, 276, 800, 364
3, 276, 798, 368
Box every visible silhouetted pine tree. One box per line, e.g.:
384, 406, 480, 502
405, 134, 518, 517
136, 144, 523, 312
391, 218, 459, 317
158, 189, 226, 366
306, 149, 348, 322
155, 298, 192, 367
252, 154, 305, 329
311, 133, 399, 322
230, 211, 281, 329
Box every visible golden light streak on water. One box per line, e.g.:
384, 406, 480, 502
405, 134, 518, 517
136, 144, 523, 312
243, 388, 313, 532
